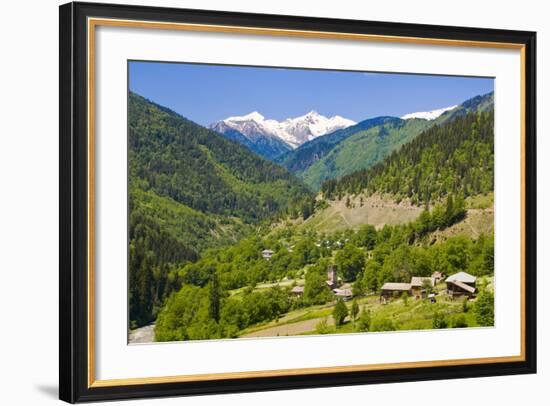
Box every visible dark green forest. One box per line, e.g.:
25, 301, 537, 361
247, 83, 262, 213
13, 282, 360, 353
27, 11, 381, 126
129, 93, 312, 326
321, 111, 494, 205
279, 92, 493, 190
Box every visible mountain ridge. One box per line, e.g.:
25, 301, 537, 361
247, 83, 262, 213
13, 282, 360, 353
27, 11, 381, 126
281, 92, 494, 190
209, 110, 356, 159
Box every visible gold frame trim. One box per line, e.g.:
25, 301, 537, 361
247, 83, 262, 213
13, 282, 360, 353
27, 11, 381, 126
87, 17, 527, 388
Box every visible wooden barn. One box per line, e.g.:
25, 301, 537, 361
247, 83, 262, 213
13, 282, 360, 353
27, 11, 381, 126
445, 271, 477, 298
333, 288, 353, 301
431, 271, 444, 284
410, 276, 435, 299
380, 282, 411, 302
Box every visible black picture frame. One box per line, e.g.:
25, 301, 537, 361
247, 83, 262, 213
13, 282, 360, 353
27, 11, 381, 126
59, 1, 537, 403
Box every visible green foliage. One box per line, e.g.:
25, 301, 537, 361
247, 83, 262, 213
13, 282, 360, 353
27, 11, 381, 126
333, 298, 349, 326
335, 244, 365, 282
462, 297, 470, 313
401, 291, 409, 306
371, 317, 396, 332
410, 194, 466, 239
304, 269, 332, 305
321, 111, 494, 205
128, 92, 313, 326
351, 299, 360, 321
129, 92, 311, 222
362, 261, 381, 293
315, 318, 332, 334
301, 117, 434, 190
357, 309, 371, 332
155, 284, 292, 341
131, 92, 495, 338
474, 290, 495, 326
432, 312, 448, 329
450, 314, 468, 328
422, 279, 434, 296
352, 225, 377, 250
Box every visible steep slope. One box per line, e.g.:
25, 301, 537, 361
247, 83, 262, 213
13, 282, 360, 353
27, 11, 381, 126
209, 120, 292, 160
129, 92, 312, 326
321, 110, 494, 205
129, 92, 311, 221
277, 116, 397, 173
281, 92, 494, 190
299, 117, 432, 190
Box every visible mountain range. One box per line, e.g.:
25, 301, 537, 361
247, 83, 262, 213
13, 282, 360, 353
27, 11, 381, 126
209, 111, 356, 160
128, 89, 494, 328
278, 92, 494, 189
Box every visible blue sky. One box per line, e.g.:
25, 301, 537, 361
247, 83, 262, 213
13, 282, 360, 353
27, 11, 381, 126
129, 61, 494, 126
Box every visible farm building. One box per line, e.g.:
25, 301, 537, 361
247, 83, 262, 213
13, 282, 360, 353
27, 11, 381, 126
410, 276, 435, 299
380, 282, 412, 302
261, 249, 274, 260
431, 271, 444, 284
445, 271, 477, 298
333, 288, 353, 301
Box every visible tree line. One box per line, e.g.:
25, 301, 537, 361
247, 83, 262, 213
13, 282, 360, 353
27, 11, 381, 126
321, 111, 494, 205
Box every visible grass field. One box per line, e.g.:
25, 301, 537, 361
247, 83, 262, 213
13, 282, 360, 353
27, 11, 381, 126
238, 276, 493, 338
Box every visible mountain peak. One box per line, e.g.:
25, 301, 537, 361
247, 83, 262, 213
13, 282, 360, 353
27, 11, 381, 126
225, 111, 265, 122
401, 105, 458, 121
212, 110, 356, 150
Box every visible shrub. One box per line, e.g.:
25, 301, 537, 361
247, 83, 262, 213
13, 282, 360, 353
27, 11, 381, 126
462, 297, 469, 313
432, 312, 448, 329
357, 309, 371, 332
333, 298, 349, 326
371, 317, 396, 332
315, 317, 332, 334
450, 314, 468, 328
474, 290, 494, 326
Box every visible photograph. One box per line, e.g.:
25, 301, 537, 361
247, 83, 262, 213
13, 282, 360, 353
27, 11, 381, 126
127, 62, 495, 344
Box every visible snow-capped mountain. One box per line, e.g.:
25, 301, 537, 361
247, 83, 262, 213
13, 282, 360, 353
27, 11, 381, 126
401, 105, 458, 121
210, 111, 356, 151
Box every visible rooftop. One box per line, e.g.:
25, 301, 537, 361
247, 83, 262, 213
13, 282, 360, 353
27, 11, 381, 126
448, 280, 476, 294
381, 282, 411, 291
410, 276, 435, 287
445, 271, 477, 284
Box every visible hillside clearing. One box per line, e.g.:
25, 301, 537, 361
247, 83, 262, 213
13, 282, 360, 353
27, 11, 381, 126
302, 194, 423, 232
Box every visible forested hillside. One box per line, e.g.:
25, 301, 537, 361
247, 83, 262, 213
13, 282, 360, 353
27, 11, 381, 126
209, 121, 292, 161
281, 92, 493, 190
277, 116, 402, 173
129, 93, 312, 326
321, 111, 494, 205
299, 117, 431, 189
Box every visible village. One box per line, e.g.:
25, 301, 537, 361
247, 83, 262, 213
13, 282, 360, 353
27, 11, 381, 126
263, 248, 479, 304
229, 247, 490, 339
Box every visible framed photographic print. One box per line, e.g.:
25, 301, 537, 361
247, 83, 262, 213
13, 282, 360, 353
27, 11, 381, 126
59, 1, 537, 403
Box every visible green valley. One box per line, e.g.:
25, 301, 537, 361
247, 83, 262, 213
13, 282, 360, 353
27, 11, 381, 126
127, 89, 495, 343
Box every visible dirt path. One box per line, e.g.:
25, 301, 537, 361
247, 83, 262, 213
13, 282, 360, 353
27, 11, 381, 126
129, 324, 155, 344
241, 316, 334, 338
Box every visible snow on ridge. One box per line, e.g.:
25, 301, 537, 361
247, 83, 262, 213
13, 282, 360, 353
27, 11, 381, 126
217, 110, 356, 148
401, 105, 458, 121
225, 111, 265, 122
